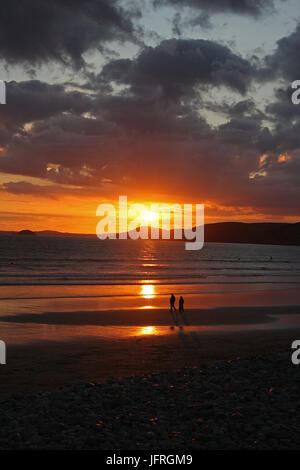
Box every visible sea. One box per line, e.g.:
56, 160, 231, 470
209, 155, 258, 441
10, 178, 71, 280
1, 235, 300, 343
1, 235, 300, 287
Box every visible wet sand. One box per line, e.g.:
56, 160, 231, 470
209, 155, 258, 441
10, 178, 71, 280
1, 304, 300, 397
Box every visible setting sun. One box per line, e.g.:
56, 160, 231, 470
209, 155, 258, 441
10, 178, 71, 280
141, 210, 159, 225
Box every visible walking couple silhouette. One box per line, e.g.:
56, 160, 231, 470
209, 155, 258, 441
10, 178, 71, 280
170, 294, 184, 313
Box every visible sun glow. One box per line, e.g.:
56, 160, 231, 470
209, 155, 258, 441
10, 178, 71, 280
141, 210, 159, 225
140, 284, 155, 299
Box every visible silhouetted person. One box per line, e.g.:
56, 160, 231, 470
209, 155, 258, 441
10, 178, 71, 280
179, 296, 184, 313
170, 293, 176, 312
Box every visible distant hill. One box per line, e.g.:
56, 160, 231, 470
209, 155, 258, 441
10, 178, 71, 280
120, 223, 300, 246
15, 230, 94, 238
17, 230, 36, 236
204, 222, 300, 246
0, 222, 299, 246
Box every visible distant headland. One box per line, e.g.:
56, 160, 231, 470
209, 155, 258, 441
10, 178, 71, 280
0, 222, 299, 247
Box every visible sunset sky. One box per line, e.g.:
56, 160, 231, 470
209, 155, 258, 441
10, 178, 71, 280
1, 0, 300, 233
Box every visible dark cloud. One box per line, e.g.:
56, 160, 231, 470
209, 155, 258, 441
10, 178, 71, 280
262, 23, 300, 81
0, 181, 58, 199
0, 180, 104, 199
0, 0, 139, 69
153, 0, 278, 18
1, 22, 300, 218
203, 98, 266, 122
100, 39, 256, 99
265, 87, 300, 122
2, 75, 298, 216
255, 85, 300, 157
0, 81, 92, 132
153, 0, 283, 32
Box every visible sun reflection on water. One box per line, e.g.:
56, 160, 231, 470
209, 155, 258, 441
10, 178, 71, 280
140, 284, 155, 299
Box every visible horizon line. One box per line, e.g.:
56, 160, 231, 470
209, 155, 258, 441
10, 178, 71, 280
1, 220, 300, 237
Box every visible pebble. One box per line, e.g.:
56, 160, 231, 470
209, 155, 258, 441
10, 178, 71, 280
0, 350, 299, 449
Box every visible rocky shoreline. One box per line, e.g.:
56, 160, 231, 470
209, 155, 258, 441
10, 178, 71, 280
1, 350, 299, 450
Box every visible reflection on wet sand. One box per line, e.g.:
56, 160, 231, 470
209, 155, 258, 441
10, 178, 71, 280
2, 314, 300, 346
137, 326, 157, 336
